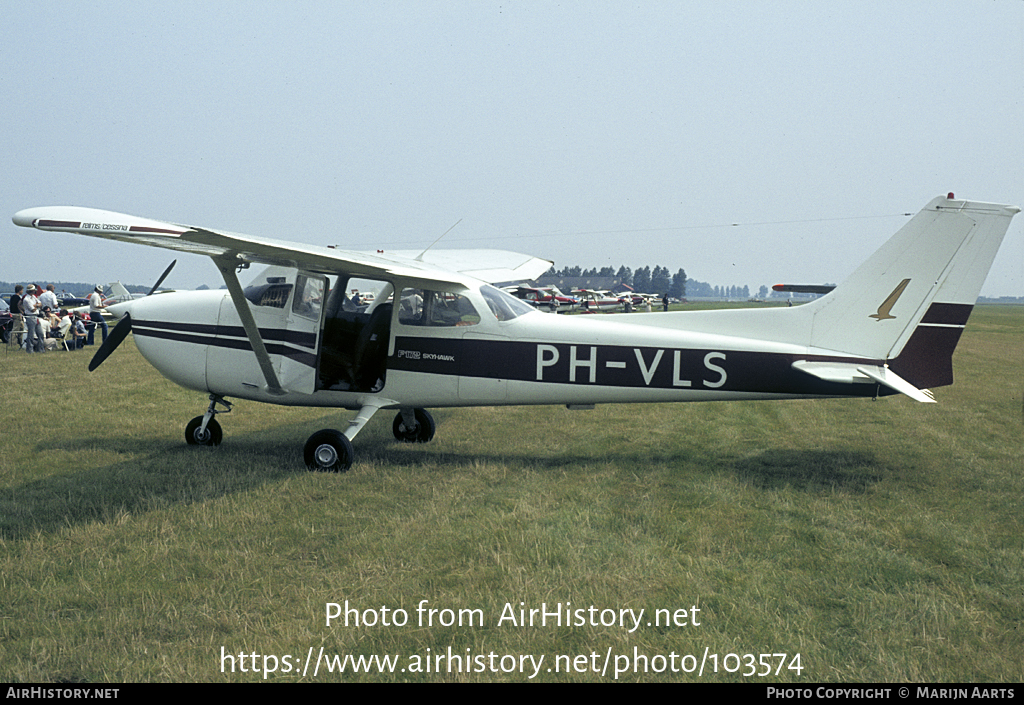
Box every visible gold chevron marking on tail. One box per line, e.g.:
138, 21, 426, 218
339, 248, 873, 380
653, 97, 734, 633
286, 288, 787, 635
869, 278, 911, 321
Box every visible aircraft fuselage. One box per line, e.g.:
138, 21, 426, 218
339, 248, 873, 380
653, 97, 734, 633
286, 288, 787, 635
122, 277, 886, 415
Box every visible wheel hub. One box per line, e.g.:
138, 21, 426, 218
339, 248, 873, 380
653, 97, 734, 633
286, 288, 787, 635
315, 444, 338, 466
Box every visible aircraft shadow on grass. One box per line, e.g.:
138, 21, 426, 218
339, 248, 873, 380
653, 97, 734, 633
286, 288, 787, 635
5, 418, 890, 540
730, 449, 890, 493
3, 416, 347, 540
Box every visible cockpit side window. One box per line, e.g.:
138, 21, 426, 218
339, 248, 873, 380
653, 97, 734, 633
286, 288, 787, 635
398, 289, 480, 327
243, 277, 292, 308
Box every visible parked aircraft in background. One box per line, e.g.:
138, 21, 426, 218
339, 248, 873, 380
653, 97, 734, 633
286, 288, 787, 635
13, 194, 1018, 471
572, 289, 627, 312
68, 265, 176, 317
505, 285, 578, 312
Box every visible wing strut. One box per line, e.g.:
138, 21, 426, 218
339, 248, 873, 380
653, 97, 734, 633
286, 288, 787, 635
215, 258, 286, 396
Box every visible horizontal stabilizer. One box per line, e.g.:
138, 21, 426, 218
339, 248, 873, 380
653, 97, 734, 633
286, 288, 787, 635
792, 360, 936, 402
772, 284, 836, 294
855, 365, 935, 403
791, 360, 874, 385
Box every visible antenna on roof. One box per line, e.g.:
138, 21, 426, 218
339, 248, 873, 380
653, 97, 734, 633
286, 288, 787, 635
415, 219, 462, 261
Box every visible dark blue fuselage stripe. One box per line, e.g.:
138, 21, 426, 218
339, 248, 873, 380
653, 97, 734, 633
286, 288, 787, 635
132, 320, 317, 368
135, 319, 316, 346
389, 336, 890, 397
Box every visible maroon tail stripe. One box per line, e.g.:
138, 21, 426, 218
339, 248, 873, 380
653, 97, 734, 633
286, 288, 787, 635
920, 302, 973, 326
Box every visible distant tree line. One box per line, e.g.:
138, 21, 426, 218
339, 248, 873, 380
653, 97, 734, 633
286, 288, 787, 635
0, 280, 100, 296
544, 265, 688, 298
544, 265, 756, 299
686, 282, 751, 299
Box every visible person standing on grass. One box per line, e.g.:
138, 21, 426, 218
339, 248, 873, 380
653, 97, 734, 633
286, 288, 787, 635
9, 285, 22, 319
21, 284, 45, 353
39, 284, 59, 312
8, 285, 24, 347
87, 285, 108, 346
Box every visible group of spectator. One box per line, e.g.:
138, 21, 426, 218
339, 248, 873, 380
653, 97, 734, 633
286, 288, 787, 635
3, 284, 108, 352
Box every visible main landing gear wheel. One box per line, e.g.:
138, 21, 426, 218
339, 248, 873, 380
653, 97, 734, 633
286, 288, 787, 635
304, 429, 354, 472
185, 416, 223, 446
392, 409, 436, 443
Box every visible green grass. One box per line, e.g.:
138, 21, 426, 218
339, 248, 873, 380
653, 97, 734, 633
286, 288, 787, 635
1, 306, 1021, 681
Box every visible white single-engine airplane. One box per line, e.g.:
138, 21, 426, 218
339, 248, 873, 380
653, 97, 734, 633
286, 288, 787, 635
13, 194, 1019, 471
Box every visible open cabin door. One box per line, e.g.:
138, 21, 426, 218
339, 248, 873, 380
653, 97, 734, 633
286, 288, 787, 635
318, 277, 395, 393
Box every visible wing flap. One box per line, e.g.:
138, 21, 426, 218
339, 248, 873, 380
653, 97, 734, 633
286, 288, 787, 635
383, 249, 553, 283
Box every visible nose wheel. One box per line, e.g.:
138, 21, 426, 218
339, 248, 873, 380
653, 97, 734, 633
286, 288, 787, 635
186, 416, 223, 446
185, 394, 231, 446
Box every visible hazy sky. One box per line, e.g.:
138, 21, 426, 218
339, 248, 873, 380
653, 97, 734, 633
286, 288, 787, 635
4, 2, 1023, 296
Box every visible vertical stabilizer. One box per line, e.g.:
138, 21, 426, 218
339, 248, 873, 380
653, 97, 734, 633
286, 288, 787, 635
805, 196, 1018, 387
108, 281, 132, 301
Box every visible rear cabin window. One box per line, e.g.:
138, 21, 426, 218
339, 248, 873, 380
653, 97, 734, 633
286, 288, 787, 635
243, 277, 292, 308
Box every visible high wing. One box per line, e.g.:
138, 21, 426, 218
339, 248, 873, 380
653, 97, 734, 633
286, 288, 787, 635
11, 206, 552, 288
14, 205, 552, 397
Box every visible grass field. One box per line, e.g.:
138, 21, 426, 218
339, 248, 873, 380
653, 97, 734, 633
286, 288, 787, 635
1, 305, 1021, 682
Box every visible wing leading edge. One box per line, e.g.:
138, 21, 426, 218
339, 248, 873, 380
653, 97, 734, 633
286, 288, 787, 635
12, 206, 552, 287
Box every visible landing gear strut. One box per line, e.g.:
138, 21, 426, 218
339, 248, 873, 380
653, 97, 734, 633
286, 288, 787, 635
186, 394, 231, 446
184, 397, 436, 472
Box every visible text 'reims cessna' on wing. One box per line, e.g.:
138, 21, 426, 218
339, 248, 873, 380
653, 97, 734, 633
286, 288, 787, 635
12, 194, 1020, 471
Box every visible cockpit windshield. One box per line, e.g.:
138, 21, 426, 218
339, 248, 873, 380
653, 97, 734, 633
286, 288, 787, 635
480, 285, 536, 321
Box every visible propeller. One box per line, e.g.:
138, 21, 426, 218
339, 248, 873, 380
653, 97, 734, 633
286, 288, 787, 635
147, 259, 176, 296
88, 260, 175, 371
89, 313, 132, 371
